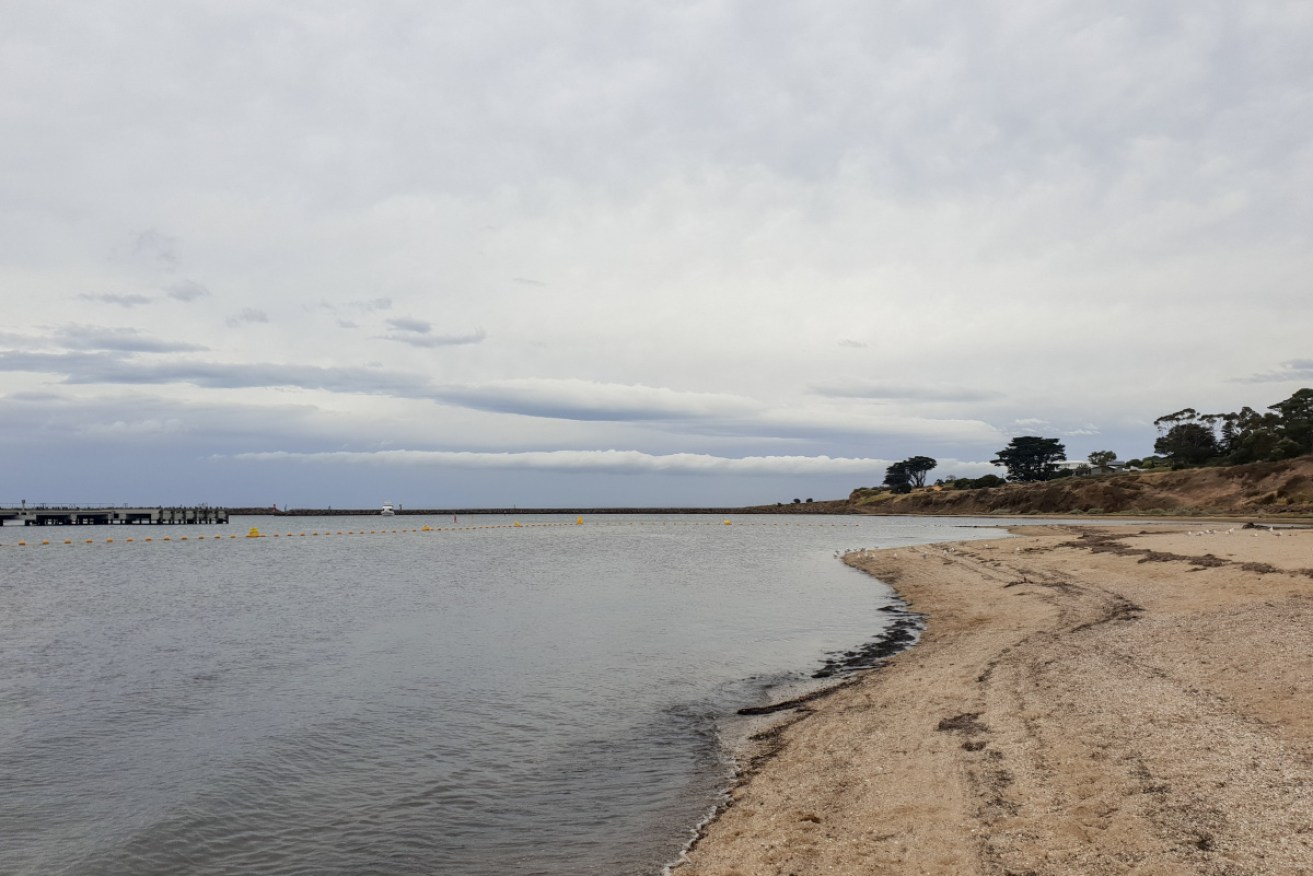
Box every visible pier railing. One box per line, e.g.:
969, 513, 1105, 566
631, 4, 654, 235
0, 505, 230, 526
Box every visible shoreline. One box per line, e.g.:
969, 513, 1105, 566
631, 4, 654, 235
672, 523, 1313, 874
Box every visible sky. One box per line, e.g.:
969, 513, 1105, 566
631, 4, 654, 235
2, 1, 1312, 509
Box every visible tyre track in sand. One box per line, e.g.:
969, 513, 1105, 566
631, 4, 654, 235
674, 526, 1313, 876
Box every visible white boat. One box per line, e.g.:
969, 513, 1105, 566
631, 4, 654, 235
380, 501, 395, 516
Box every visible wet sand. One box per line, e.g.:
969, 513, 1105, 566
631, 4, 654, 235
674, 524, 1313, 875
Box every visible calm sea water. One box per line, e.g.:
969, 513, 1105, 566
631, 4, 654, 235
2, 513, 1015, 875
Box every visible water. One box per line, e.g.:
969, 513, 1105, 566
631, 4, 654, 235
1, 513, 1015, 875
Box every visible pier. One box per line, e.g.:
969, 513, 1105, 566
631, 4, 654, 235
0, 505, 229, 526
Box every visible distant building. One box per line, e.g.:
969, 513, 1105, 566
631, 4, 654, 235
1055, 460, 1129, 476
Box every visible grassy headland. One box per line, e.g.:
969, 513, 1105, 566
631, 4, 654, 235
836, 456, 1313, 518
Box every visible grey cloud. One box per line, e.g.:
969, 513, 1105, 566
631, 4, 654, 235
80, 292, 154, 307
382, 329, 487, 348
165, 280, 209, 301
428, 380, 761, 423
513, 277, 547, 287
0, 350, 433, 398
1238, 360, 1313, 382
133, 230, 178, 266
811, 382, 1003, 403
233, 448, 888, 476
386, 316, 433, 334
0, 390, 327, 450
0, 350, 138, 376
0, 349, 994, 449
227, 308, 269, 327
5, 390, 65, 402
54, 325, 207, 353
350, 297, 393, 311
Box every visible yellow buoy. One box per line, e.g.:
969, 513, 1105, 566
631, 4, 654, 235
106, 538, 113, 543
42, 539, 49, 545
246, 527, 262, 538
65, 539, 72, 545
86, 538, 94, 544
514, 522, 522, 527
723, 519, 732, 525
17, 540, 26, 546
127, 538, 134, 543
144, 537, 151, 543
577, 516, 583, 525
421, 525, 431, 532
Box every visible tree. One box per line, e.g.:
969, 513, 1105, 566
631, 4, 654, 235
902, 455, 937, 488
1271, 388, 1313, 455
883, 461, 913, 494
991, 436, 1066, 482
1154, 422, 1220, 465
1087, 450, 1117, 472
951, 474, 1005, 489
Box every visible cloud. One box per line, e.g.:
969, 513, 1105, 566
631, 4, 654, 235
231, 448, 891, 476
385, 316, 433, 333
50, 325, 207, 354
165, 280, 209, 301
811, 381, 1003, 403
227, 308, 269, 327
133, 229, 178, 266
381, 328, 487, 348
81, 417, 187, 436
429, 378, 763, 422
1239, 360, 1313, 383
0, 351, 998, 448
0, 350, 433, 397
2, 2, 1310, 503
0, 390, 327, 450
80, 292, 154, 307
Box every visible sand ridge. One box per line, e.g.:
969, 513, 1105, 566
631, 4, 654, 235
673, 524, 1313, 875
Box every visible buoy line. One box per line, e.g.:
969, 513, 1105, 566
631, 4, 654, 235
1, 518, 865, 548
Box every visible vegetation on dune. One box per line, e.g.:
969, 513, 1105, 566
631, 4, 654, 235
1154, 388, 1313, 466
991, 436, 1066, 482
841, 388, 1313, 517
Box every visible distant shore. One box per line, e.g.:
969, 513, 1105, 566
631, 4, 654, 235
226, 503, 852, 517
673, 524, 1313, 874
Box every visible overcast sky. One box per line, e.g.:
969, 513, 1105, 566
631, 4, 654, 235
2, 1, 1311, 508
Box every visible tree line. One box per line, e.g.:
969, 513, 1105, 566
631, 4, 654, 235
1153, 388, 1313, 466
882, 436, 1068, 492
879, 388, 1312, 493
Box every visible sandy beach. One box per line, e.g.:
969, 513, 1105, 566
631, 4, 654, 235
675, 524, 1313, 875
